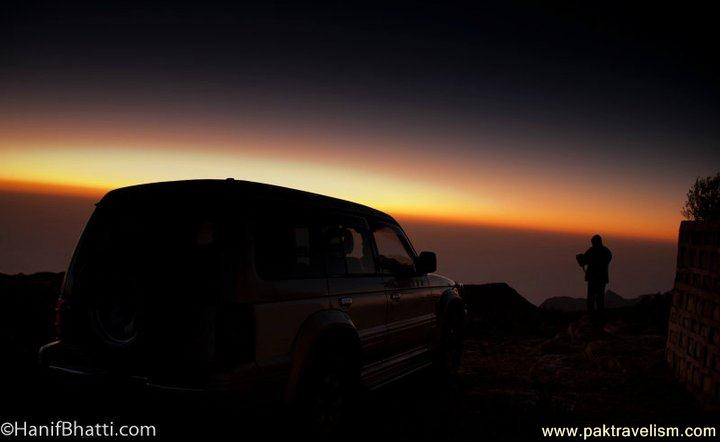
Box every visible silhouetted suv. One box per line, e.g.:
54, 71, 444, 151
40, 179, 465, 431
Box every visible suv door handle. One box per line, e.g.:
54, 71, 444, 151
339, 296, 353, 308
384, 280, 398, 289
390, 292, 401, 301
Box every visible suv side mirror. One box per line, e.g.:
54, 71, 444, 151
415, 251, 437, 274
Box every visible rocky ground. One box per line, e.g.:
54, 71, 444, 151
362, 287, 707, 441
0, 275, 715, 441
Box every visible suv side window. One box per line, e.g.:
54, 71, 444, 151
252, 215, 323, 280
323, 215, 376, 276
372, 224, 416, 275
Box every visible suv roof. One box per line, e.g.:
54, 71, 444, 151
99, 179, 396, 222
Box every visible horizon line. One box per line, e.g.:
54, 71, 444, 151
0, 177, 679, 244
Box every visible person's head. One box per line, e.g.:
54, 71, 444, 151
591, 234, 603, 247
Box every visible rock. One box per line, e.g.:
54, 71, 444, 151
0, 272, 63, 372
567, 315, 611, 344
584, 340, 625, 373
538, 333, 575, 354
540, 290, 641, 312
461, 283, 543, 334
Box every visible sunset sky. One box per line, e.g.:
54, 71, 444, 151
1, 1, 718, 301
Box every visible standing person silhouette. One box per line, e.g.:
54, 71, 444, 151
576, 234, 612, 315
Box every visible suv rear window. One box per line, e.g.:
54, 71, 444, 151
80, 203, 220, 267
252, 217, 324, 280
65, 201, 225, 300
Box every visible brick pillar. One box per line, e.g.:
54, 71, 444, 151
666, 221, 720, 405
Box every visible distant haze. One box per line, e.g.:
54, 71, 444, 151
400, 219, 676, 305
0, 189, 676, 305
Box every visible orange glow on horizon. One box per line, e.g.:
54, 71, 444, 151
0, 178, 106, 199
0, 119, 684, 243
0, 175, 678, 243
391, 210, 677, 243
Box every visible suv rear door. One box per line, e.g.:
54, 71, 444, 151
250, 209, 329, 364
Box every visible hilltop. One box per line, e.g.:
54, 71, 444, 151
0, 273, 705, 441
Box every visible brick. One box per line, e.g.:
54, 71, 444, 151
703, 376, 714, 395
667, 222, 720, 406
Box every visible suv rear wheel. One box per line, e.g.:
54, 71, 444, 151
297, 344, 360, 435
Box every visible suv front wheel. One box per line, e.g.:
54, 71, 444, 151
433, 303, 465, 378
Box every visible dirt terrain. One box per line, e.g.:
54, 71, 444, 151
361, 288, 706, 441
0, 275, 712, 441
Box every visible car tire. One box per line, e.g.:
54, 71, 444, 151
297, 344, 360, 435
433, 303, 465, 378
